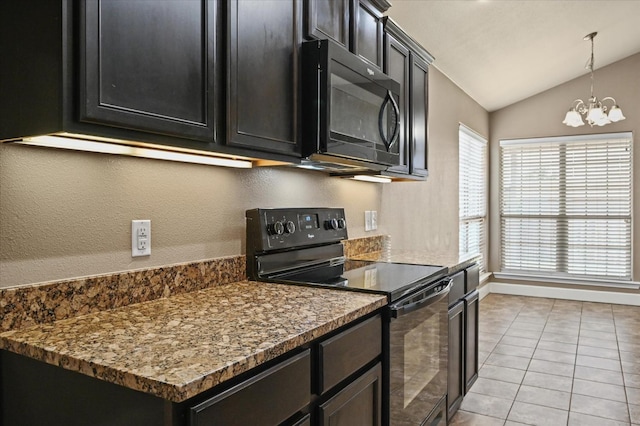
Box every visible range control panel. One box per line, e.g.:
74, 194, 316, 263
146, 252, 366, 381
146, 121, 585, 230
246, 208, 348, 253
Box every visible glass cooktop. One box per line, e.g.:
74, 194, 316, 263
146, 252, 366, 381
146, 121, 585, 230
270, 260, 447, 302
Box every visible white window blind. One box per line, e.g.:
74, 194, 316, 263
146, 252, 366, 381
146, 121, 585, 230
459, 125, 487, 273
500, 132, 633, 281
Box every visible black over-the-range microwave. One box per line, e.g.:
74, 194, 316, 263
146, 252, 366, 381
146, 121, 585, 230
301, 39, 401, 174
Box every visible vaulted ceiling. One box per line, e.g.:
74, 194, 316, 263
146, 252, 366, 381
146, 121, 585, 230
387, 0, 640, 112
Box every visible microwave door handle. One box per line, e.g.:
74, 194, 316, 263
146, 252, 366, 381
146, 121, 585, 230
389, 279, 452, 319
387, 91, 400, 150
378, 90, 400, 152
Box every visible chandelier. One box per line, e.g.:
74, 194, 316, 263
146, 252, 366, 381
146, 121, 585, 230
562, 32, 625, 127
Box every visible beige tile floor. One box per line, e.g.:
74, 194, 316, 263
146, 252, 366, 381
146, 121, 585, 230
449, 293, 640, 426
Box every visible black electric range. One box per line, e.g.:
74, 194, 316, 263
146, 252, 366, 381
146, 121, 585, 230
245, 207, 447, 302
246, 207, 451, 426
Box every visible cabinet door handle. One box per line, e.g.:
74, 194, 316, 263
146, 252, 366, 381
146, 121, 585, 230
378, 90, 400, 152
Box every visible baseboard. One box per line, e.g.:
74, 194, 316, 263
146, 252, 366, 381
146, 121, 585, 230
478, 283, 491, 301
485, 281, 640, 306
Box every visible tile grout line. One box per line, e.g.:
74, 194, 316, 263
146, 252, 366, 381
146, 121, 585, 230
503, 299, 529, 425
566, 300, 581, 426
613, 305, 633, 424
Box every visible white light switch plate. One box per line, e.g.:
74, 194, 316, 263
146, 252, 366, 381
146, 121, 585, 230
371, 211, 377, 230
365, 211, 372, 231
132, 220, 151, 257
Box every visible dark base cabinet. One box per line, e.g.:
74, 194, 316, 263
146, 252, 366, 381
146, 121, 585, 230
447, 300, 465, 420
318, 363, 382, 426
1, 350, 168, 426
1, 313, 384, 426
190, 350, 311, 426
464, 289, 479, 393
447, 263, 480, 422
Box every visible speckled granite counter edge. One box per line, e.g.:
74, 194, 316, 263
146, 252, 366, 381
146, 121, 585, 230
1, 236, 391, 333
0, 255, 245, 332
1, 282, 387, 402
342, 235, 389, 258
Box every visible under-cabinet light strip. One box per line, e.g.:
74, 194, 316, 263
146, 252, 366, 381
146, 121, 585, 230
18, 136, 253, 169
348, 175, 392, 183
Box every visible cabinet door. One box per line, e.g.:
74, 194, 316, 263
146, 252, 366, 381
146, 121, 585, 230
227, 0, 301, 156
447, 301, 464, 421
190, 350, 311, 426
464, 290, 479, 394
318, 363, 382, 426
353, 0, 383, 69
319, 315, 382, 394
383, 32, 410, 175
410, 54, 429, 177
80, 0, 218, 142
304, 0, 350, 48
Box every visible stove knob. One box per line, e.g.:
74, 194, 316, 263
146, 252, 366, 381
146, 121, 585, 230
268, 221, 285, 235
284, 220, 296, 234
325, 218, 339, 230
337, 218, 346, 229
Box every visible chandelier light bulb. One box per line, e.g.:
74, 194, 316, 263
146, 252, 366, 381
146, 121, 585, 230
587, 105, 605, 123
562, 109, 584, 127
608, 105, 626, 122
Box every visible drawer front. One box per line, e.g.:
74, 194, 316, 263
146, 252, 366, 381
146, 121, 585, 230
190, 350, 311, 426
448, 271, 465, 306
465, 264, 479, 294
318, 362, 382, 426
318, 315, 382, 394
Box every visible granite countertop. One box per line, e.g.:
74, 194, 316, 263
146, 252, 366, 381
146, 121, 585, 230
350, 248, 480, 275
0, 281, 386, 403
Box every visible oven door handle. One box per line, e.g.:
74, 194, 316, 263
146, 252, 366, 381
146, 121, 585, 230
389, 279, 452, 319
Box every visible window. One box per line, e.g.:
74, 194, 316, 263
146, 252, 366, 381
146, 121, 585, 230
459, 125, 487, 273
500, 132, 632, 281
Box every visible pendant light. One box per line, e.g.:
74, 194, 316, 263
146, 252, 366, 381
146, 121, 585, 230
562, 32, 625, 127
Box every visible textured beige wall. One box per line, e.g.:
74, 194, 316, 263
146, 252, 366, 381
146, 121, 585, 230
489, 52, 640, 281
0, 66, 488, 288
0, 147, 384, 287
381, 67, 489, 254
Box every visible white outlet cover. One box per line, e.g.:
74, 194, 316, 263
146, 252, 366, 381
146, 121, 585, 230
132, 220, 151, 257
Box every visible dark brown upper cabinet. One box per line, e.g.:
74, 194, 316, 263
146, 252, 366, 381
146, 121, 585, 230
227, 0, 302, 157
352, 0, 385, 69
383, 31, 411, 176
304, 0, 350, 48
1, 0, 301, 163
80, 0, 219, 142
304, 0, 389, 70
382, 18, 434, 180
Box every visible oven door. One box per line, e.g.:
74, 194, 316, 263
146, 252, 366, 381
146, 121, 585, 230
388, 279, 451, 425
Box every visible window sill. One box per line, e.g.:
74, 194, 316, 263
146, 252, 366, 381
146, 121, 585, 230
492, 272, 639, 290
